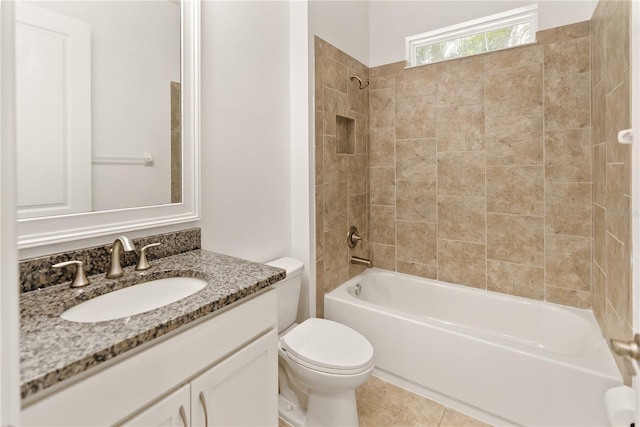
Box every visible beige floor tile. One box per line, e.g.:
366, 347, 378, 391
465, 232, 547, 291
439, 408, 492, 427
356, 377, 445, 427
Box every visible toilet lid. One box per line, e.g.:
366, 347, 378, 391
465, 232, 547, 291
281, 318, 374, 372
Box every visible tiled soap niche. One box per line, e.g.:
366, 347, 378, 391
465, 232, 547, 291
336, 115, 355, 154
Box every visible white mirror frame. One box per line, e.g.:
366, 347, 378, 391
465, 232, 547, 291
16, 0, 200, 249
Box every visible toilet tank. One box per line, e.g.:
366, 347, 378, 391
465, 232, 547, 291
266, 257, 304, 332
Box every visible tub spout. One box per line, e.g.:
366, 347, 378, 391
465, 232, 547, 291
351, 256, 372, 268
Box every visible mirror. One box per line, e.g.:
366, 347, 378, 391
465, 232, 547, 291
16, 0, 200, 249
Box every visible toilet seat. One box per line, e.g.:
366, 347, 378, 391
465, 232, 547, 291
280, 318, 374, 375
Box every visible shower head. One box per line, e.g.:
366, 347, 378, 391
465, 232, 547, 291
350, 75, 370, 89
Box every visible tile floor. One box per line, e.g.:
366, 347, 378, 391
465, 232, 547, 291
279, 376, 491, 427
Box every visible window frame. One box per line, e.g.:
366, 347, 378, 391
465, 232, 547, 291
406, 4, 538, 67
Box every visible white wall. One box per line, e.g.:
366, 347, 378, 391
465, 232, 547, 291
29, 1, 180, 211
369, 0, 598, 66
309, 0, 370, 66
200, 1, 291, 263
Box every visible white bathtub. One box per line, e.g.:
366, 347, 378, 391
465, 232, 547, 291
325, 269, 622, 426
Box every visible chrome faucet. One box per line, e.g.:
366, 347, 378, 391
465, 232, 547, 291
106, 236, 135, 279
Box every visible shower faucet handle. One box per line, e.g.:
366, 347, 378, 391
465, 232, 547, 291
347, 226, 363, 248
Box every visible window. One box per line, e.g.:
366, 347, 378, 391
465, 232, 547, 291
406, 4, 538, 67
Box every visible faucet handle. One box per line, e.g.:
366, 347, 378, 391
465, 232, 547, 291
136, 243, 162, 271
52, 260, 90, 288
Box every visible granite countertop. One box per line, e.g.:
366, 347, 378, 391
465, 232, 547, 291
20, 249, 285, 400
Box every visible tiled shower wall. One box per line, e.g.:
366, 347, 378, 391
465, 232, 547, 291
315, 37, 370, 317
367, 22, 593, 309
591, 0, 632, 382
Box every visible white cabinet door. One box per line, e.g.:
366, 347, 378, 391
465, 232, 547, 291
191, 330, 278, 427
121, 384, 190, 427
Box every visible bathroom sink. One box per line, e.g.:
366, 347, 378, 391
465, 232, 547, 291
61, 277, 207, 323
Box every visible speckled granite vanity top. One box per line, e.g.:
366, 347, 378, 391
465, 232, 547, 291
20, 249, 285, 400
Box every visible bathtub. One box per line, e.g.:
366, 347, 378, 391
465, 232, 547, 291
325, 268, 622, 427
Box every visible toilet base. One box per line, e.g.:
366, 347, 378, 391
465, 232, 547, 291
278, 389, 359, 427
278, 394, 305, 427
306, 389, 359, 427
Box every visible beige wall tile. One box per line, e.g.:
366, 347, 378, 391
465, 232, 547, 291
324, 227, 349, 292
536, 20, 590, 44
486, 64, 543, 117
593, 264, 606, 330
592, 80, 606, 146
370, 167, 395, 206
395, 65, 437, 99
397, 261, 437, 280
438, 240, 486, 289
593, 204, 607, 272
317, 36, 350, 70
370, 88, 395, 129
371, 243, 395, 271
593, 144, 606, 206
315, 48, 324, 115
370, 128, 395, 167
487, 214, 544, 266
396, 138, 436, 181
436, 104, 485, 152
592, 12, 606, 85
316, 259, 325, 318
395, 95, 436, 139
606, 163, 630, 242
546, 286, 591, 309
436, 57, 484, 107
369, 74, 395, 91
485, 44, 543, 72
397, 221, 437, 265
348, 154, 368, 195
607, 233, 631, 326
606, 0, 630, 92
348, 72, 368, 115
545, 235, 591, 291
545, 129, 591, 182
323, 88, 347, 135
315, 111, 323, 185
606, 75, 631, 164
370, 205, 396, 245
437, 196, 486, 243
316, 185, 324, 260
544, 73, 591, 131
349, 194, 367, 234
437, 151, 485, 197
486, 166, 544, 216
323, 181, 347, 232
323, 57, 347, 93
606, 299, 634, 385
369, 61, 405, 78
544, 36, 590, 79
323, 136, 347, 183
487, 260, 544, 300
486, 115, 543, 166
348, 110, 369, 154
545, 182, 592, 237
396, 181, 436, 223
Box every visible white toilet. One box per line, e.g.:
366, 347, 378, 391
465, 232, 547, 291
267, 257, 375, 427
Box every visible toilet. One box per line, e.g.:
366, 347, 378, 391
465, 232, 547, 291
267, 257, 375, 427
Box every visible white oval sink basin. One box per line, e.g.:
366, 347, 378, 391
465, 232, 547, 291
61, 277, 207, 323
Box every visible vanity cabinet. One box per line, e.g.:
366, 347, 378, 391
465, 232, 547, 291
122, 331, 276, 427
21, 291, 278, 427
